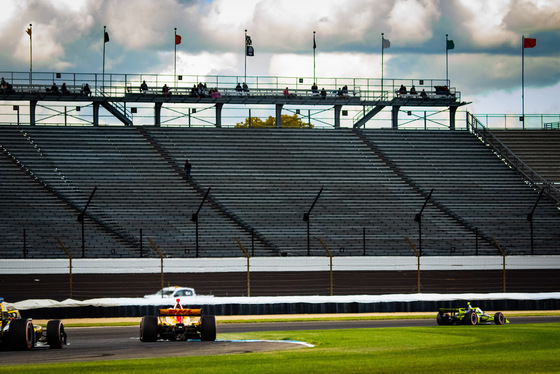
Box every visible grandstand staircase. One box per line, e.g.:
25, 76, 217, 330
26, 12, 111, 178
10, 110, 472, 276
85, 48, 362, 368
98, 99, 133, 126
353, 105, 386, 129
352, 128, 498, 252
137, 127, 280, 254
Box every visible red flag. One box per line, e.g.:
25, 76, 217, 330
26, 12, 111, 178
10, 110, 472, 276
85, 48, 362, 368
523, 38, 536, 48
175, 34, 182, 45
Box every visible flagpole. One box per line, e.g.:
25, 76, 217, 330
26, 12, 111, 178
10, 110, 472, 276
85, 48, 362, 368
313, 31, 316, 84
381, 33, 384, 96
244, 29, 247, 83
522, 35, 525, 129
28, 24, 32, 86
174, 27, 177, 89
446, 34, 449, 85
102, 25, 106, 93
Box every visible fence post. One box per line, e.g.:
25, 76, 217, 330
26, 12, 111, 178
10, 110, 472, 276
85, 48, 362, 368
405, 237, 421, 293
147, 238, 165, 297
235, 238, 250, 297
317, 238, 333, 296
492, 238, 506, 293
55, 237, 72, 298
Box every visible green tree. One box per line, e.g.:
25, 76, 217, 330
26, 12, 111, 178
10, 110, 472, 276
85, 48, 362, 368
235, 114, 313, 128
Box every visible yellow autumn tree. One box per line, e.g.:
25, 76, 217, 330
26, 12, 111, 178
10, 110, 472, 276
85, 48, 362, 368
235, 114, 313, 128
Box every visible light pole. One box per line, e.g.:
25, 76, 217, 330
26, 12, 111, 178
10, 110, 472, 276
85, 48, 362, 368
77, 187, 97, 258
303, 187, 323, 256
414, 189, 433, 256
191, 187, 211, 258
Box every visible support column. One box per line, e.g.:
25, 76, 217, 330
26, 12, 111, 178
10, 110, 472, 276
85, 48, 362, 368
93, 102, 99, 126
334, 105, 342, 129
449, 105, 457, 130
275, 103, 283, 128
154, 102, 162, 127
215, 103, 223, 128
29, 100, 37, 126
391, 105, 401, 129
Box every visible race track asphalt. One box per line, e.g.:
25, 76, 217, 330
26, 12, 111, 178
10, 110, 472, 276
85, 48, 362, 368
1, 316, 559, 366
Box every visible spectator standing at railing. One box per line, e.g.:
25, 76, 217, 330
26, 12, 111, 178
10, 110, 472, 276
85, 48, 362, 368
283, 87, 290, 97
311, 83, 318, 93
61, 83, 69, 95
51, 82, 59, 94
162, 84, 170, 97
421, 89, 427, 99
320, 88, 326, 99
211, 88, 221, 98
83, 83, 91, 96
342, 85, 348, 96
410, 85, 417, 95
140, 81, 148, 94
399, 84, 406, 94
242, 82, 249, 92
235, 83, 242, 92
1, 77, 8, 94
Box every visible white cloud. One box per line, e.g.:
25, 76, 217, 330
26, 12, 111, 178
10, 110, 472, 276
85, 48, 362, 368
387, 0, 441, 44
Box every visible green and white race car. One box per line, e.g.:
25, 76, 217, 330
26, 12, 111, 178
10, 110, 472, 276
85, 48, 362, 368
437, 302, 508, 325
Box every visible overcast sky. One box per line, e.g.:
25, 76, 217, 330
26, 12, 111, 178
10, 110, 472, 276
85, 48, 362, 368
1, 0, 559, 115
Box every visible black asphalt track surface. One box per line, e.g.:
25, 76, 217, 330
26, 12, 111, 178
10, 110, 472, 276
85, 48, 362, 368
1, 316, 559, 365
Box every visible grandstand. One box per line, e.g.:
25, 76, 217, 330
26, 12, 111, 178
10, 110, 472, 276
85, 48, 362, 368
2, 124, 559, 259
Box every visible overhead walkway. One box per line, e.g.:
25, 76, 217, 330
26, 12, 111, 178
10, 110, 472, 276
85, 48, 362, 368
0, 71, 466, 128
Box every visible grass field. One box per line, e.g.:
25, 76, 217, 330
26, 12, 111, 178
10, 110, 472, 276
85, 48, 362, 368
4, 323, 560, 373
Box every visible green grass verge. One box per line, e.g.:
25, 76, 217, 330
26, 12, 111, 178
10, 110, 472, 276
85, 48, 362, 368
4, 323, 560, 373
59, 311, 560, 327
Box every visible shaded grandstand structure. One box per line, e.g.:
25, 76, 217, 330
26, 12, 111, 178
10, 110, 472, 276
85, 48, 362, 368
1, 124, 559, 259
1, 71, 559, 262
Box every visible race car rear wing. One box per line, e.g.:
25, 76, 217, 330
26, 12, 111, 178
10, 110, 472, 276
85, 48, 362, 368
438, 308, 463, 313
159, 308, 202, 317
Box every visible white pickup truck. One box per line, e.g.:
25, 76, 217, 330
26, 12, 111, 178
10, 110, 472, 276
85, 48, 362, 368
144, 286, 196, 298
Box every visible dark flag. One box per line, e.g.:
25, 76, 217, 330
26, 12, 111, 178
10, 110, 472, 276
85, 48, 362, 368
104, 31, 110, 43
245, 34, 254, 56
446, 39, 455, 50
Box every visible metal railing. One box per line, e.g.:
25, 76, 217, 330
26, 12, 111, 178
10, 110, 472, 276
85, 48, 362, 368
467, 112, 560, 205
1, 70, 458, 102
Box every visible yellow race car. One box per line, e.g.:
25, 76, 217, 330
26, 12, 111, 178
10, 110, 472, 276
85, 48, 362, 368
140, 299, 216, 342
0, 297, 67, 350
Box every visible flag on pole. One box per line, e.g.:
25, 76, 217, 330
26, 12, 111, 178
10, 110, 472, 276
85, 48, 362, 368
446, 39, 455, 50
313, 34, 316, 49
382, 36, 390, 49
175, 34, 182, 45
523, 38, 536, 48
26, 26, 32, 37
104, 31, 110, 43
245, 34, 254, 56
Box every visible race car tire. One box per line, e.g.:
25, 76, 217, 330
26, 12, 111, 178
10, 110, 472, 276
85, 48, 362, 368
140, 316, 158, 342
9, 319, 34, 350
200, 315, 217, 341
464, 311, 478, 325
494, 312, 506, 325
436, 312, 449, 325
46, 320, 65, 348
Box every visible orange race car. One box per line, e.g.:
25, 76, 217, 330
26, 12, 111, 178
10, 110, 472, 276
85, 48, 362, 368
140, 299, 216, 342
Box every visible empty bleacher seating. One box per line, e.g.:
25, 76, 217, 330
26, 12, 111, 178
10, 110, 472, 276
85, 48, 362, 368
1, 125, 559, 258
